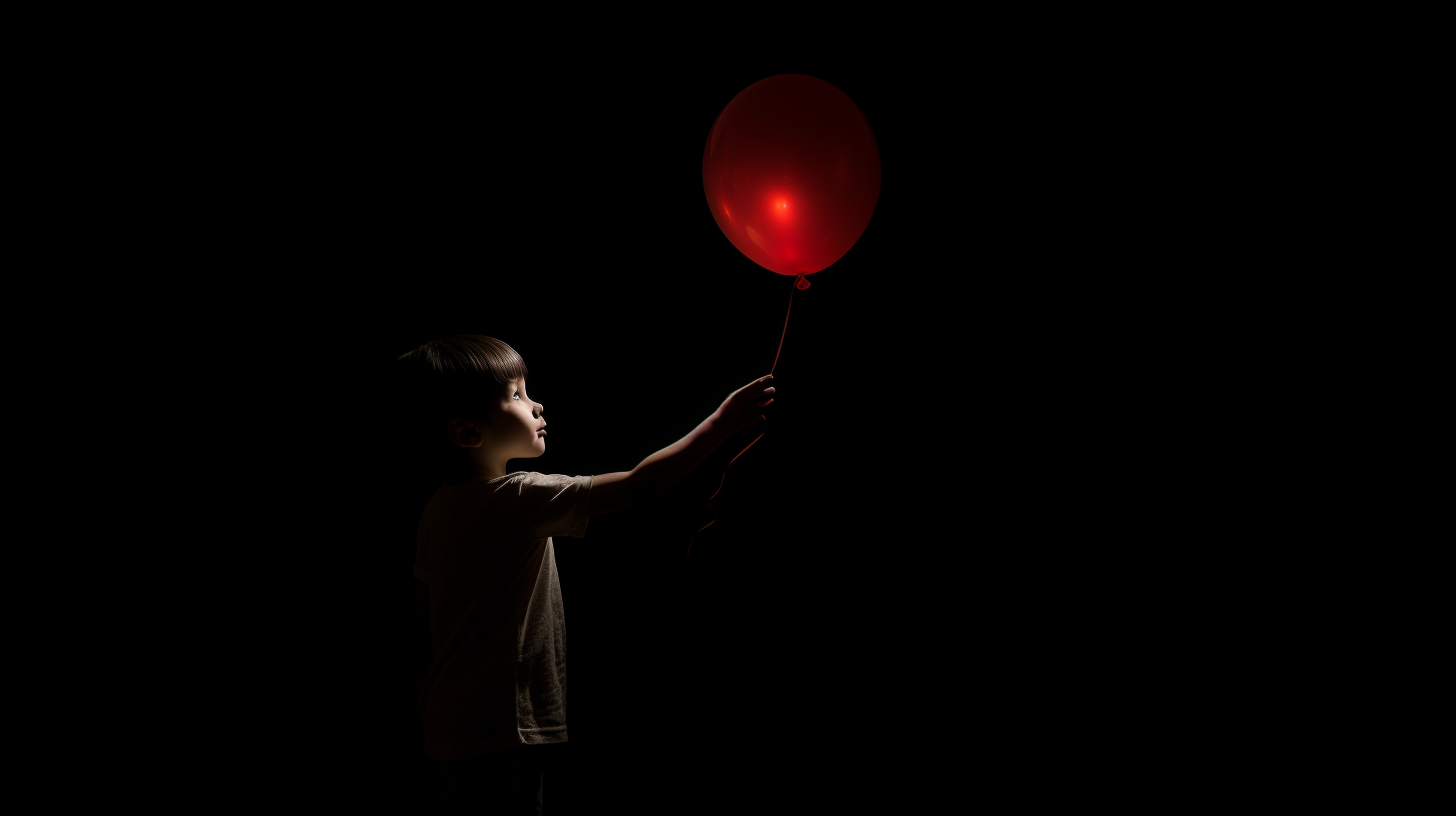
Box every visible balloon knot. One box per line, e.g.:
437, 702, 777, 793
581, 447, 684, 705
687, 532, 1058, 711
794, 275, 811, 290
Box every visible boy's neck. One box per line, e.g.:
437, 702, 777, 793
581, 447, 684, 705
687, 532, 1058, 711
442, 456, 509, 486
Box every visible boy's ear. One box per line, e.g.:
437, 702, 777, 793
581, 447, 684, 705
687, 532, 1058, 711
445, 418, 484, 448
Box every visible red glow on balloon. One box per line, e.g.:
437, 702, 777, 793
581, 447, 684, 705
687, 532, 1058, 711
703, 74, 880, 277
772, 195, 793, 224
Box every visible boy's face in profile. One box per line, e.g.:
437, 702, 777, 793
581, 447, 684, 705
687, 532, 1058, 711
466, 376, 547, 462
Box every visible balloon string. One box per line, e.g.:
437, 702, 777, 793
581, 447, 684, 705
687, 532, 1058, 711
686, 275, 799, 563
770, 276, 795, 375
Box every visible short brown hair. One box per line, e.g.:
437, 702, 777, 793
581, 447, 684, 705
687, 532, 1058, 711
394, 334, 529, 478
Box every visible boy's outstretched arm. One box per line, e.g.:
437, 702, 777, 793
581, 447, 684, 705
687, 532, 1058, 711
585, 375, 775, 517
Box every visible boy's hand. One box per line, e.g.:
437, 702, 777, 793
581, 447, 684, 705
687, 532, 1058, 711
715, 375, 776, 433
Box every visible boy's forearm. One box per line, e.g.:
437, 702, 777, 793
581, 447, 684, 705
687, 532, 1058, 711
586, 377, 772, 516
627, 411, 733, 496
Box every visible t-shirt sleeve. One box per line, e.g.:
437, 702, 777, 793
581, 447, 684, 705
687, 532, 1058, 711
513, 472, 593, 539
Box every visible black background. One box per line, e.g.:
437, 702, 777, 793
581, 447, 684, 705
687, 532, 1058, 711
241, 53, 1212, 813
22, 28, 1442, 816
251, 53, 1158, 813
203, 49, 1218, 813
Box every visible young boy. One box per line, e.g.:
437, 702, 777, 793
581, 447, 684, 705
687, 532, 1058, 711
396, 334, 776, 815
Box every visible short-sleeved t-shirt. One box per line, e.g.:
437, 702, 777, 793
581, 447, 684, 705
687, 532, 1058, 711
414, 471, 592, 760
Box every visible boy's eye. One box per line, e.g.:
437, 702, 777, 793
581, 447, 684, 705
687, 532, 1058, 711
512, 391, 521, 400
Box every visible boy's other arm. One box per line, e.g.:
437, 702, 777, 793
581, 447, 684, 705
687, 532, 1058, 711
585, 375, 775, 517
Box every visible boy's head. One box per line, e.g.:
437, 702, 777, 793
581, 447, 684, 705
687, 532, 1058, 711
395, 335, 546, 481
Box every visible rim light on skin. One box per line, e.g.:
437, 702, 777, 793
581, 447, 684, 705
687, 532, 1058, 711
493, 376, 546, 464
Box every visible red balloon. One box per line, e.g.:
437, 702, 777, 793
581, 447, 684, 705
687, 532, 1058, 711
703, 74, 881, 278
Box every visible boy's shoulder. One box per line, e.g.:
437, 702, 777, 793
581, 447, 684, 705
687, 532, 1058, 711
499, 471, 587, 486
508, 472, 593, 492
419, 472, 594, 548
436, 471, 590, 494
